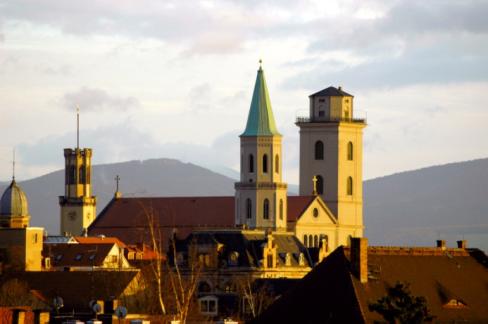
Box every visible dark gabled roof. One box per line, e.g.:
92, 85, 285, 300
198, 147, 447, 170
43, 243, 115, 267
309, 86, 353, 98
251, 247, 364, 323
253, 246, 488, 323
89, 196, 318, 246
182, 230, 313, 268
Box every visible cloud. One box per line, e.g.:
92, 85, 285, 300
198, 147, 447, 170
61, 87, 140, 111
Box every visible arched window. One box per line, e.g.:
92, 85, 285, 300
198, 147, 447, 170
263, 199, 269, 219
347, 142, 353, 161
279, 199, 283, 220
303, 235, 308, 247
262, 154, 268, 173
275, 155, 279, 174
308, 235, 313, 247
316, 175, 324, 195
314, 235, 319, 248
248, 154, 254, 173
246, 199, 252, 219
315, 141, 324, 160
347, 177, 353, 195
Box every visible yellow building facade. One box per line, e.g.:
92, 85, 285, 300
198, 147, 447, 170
296, 87, 366, 249
59, 148, 97, 236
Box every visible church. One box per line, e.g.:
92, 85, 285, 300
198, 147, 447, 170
83, 63, 367, 257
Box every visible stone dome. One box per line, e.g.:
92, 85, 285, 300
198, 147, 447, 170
0, 179, 30, 217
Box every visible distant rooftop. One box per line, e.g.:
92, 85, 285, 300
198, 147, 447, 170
309, 86, 353, 97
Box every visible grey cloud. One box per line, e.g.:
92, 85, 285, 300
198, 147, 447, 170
62, 87, 140, 111
283, 37, 488, 91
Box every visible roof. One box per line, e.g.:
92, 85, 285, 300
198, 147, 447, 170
286, 196, 316, 222
89, 196, 318, 245
1, 270, 138, 311
309, 86, 353, 98
44, 235, 77, 244
0, 179, 29, 217
74, 235, 127, 248
180, 229, 313, 268
253, 246, 488, 323
43, 243, 116, 267
241, 66, 281, 137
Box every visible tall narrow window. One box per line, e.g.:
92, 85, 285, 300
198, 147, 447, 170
315, 141, 324, 160
262, 154, 268, 173
303, 235, 308, 247
69, 165, 76, 185
308, 235, 313, 247
79, 167, 86, 184
279, 199, 283, 220
246, 199, 252, 219
347, 142, 353, 161
347, 177, 353, 195
275, 155, 279, 174
267, 255, 273, 268
316, 175, 324, 195
248, 154, 254, 173
263, 199, 269, 219
314, 235, 319, 248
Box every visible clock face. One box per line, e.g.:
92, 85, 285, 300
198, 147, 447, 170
69, 211, 77, 221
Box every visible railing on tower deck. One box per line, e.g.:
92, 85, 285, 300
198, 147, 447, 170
295, 116, 367, 124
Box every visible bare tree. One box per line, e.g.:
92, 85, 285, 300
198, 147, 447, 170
167, 238, 203, 324
235, 275, 276, 319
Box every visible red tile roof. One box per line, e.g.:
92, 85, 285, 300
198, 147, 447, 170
43, 243, 115, 267
89, 196, 316, 245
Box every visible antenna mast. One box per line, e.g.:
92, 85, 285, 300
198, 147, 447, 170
76, 106, 80, 149
12, 148, 15, 181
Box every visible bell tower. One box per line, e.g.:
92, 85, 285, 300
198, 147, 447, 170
59, 110, 96, 235
296, 86, 366, 244
235, 63, 287, 230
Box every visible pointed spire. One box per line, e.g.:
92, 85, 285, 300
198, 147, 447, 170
241, 61, 280, 136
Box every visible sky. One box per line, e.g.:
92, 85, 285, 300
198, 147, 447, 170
1, 0, 488, 184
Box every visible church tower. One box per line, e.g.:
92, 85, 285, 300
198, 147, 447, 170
296, 87, 366, 243
235, 64, 287, 230
59, 111, 96, 235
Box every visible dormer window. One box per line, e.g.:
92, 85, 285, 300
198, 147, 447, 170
228, 251, 239, 266
74, 254, 82, 261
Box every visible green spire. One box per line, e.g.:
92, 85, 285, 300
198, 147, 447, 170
241, 64, 281, 137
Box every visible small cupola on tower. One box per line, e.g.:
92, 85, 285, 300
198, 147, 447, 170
235, 62, 288, 231
59, 108, 97, 236
0, 179, 30, 228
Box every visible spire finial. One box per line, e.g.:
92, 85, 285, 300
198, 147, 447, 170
259, 59, 262, 70
12, 148, 15, 181
76, 106, 80, 150
114, 175, 122, 199
312, 176, 318, 196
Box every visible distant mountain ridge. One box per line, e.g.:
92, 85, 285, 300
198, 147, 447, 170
1, 157, 487, 251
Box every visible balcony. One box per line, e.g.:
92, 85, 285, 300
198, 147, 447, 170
295, 116, 366, 124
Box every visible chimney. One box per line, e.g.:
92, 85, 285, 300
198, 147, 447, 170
350, 237, 368, 283
436, 240, 446, 249
457, 240, 467, 249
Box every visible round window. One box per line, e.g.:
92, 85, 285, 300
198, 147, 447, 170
313, 208, 319, 218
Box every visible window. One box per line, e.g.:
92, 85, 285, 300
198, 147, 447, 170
33, 233, 38, 244
313, 208, 319, 218
267, 254, 273, 268
308, 235, 313, 247
198, 281, 212, 293
68, 165, 76, 185
199, 296, 218, 316
111, 255, 118, 263
275, 155, 279, 174
279, 199, 283, 220
79, 166, 86, 184
248, 154, 254, 173
263, 199, 269, 220
304, 235, 308, 247
246, 199, 252, 219
262, 154, 268, 173
347, 177, 353, 195
228, 251, 239, 266
74, 254, 82, 261
316, 175, 324, 195
198, 254, 211, 267
347, 142, 353, 160
315, 141, 324, 160
314, 235, 319, 248
318, 99, 325, 103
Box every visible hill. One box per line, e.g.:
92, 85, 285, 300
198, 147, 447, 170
364, 158, 488, 251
